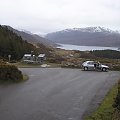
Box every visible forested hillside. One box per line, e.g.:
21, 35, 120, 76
0, 25, 37, 60
90, 50, 120, 59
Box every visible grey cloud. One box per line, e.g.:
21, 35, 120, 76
0, 0, 120, 34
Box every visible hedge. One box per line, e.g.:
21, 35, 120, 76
0, 64, 23, 82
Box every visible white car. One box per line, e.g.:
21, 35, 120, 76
82, 61, 109, 72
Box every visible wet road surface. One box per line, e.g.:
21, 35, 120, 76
0, 68, 120, 120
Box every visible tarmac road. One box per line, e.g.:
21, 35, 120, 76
0, 68, 120, 120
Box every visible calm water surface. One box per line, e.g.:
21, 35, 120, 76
57, 43, 119, 51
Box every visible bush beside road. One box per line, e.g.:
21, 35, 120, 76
0, 62, 23, 83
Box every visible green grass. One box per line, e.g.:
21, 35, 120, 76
85, 84, 118, 120
12, 62, 62, 68
47, 63, 61, 67
13, 62, 42, 68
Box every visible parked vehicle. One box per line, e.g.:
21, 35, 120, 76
82, 61, 109, 72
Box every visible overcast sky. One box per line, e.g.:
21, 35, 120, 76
0, 0, 120, 34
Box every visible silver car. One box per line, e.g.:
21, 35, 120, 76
82, 61, 109, 72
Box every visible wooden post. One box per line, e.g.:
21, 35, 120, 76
8, 55, 11, 62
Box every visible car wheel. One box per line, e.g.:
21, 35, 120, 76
102, 67, 106, 72
84, 67, 88, 71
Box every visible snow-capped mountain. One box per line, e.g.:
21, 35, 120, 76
72, 27, 115, 33
45, 27, 120, 47
51, 27, 116, 34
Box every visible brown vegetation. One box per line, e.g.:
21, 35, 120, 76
0, 62, 23, 82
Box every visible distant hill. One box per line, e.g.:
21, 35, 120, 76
0, 25, 51, 60
45, 27, 120, 47
4, 25, 56, 47
33, 34, 57, 47
0, 25, 37, 60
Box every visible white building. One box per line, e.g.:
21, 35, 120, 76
37, 54, 46, 62
22, 54, 46, 63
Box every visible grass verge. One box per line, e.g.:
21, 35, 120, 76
13, 62, 62, 68
14, 62, 42, 68
85, 84, 118, 120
